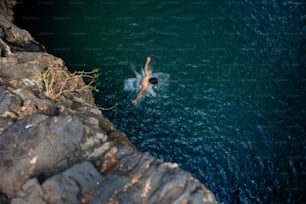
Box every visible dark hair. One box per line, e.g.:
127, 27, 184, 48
149, 77, 158, 85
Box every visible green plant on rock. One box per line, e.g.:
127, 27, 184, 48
42, 66, 100, 101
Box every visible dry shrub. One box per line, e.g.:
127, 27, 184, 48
42, 66, 99, 101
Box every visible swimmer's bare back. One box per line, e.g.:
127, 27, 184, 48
132, 56, 151, 104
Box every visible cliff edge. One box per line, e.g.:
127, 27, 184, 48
0, 1, 218, 203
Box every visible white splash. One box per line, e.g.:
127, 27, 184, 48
124, 70, 170, 99
124, 71, 143, 92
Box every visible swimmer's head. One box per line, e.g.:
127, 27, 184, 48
149, 77, 158, 85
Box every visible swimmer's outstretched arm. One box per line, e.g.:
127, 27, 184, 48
143, 56, 151, 75
132, 56, 151, 104
132, 87, 146, 104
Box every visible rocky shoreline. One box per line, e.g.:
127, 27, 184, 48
0, 1, 217, 203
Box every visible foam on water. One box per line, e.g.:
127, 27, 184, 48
124, 68, 170, 101
123, 71, 142, 92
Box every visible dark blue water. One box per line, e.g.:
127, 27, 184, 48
15, 1, 306, 203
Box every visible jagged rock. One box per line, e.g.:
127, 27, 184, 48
89, 147, 217, 204
0, 0, 16, 22
11, 178, 45, 204
11, 150, 217, 204
0, 37, 12, 57
0, 0, 45, 53
0, 111, 135, 197
0, 86, 22, 115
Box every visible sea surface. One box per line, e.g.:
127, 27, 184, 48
15, 1, 306, 203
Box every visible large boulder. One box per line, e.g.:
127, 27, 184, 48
0, 0, 45, 55
0, 0, 15, 22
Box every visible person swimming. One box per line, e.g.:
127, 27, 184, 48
132, 56, 158, 104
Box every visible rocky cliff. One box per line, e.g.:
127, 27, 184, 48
0, 1, 218, 203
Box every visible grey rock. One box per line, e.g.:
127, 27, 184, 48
0, 37, 12, 57
0, 99, 135, 197
0, 0, 16, 22
11, 178, 45, 204
89, 147, 218, 204
11, 162, 103, 204
42, 161, 102, 204
0, 0, 45, 53
0, 86, 22, 115
0, 113, 111, 197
